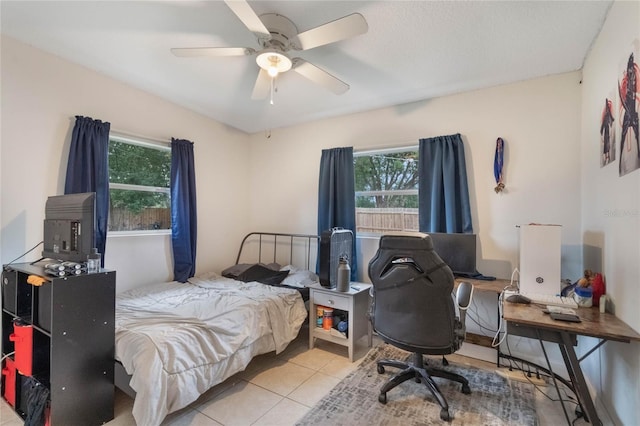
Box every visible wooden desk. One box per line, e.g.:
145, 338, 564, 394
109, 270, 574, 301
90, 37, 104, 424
503, 302, 640, 425
503, 303, 640, 343
455, 277, 511, 295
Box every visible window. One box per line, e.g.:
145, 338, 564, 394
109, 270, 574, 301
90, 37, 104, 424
108, 134, 171, 233
354, 146, 419, 234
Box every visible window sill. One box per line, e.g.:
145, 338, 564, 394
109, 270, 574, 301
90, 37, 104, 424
107, 230, 171, 238
357, 230, 421, 239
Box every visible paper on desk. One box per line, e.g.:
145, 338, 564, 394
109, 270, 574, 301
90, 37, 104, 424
547, 306, 576, 315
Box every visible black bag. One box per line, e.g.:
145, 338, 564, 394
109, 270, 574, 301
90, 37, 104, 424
23, 376, 49, 426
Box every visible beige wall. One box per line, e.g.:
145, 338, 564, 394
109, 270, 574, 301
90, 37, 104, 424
246, 67, 585, 370
247, 72, 584, 283
0, 36, 251, 293
580, 1, 640, 424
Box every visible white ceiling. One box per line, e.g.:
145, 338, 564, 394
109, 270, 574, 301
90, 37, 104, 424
1, 1, 612, 134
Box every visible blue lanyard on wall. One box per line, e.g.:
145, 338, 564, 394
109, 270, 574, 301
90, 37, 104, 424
494, 138, 505, 193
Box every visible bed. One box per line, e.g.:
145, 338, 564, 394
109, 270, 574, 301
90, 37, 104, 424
114, 232, 320, 426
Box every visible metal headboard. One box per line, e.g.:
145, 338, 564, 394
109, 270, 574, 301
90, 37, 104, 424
235, 232, 320, 271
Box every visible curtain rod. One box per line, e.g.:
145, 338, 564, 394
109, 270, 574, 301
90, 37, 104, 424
355, 142, 418, 156
110, 128, 171, 149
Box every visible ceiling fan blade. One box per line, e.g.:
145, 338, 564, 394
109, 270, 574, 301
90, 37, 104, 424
224, 0, 271, 41
251, 69, 271, 99
171, 47, 254, 57
291, 59, 349, 95
295, 13, 368, 51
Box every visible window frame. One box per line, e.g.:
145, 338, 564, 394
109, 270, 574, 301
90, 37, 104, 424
354, 145, 420, 236
107, 132, 172, 237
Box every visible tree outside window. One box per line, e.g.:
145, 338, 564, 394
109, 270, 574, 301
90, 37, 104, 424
108, 136, 171, 232
354, 147, 419, 233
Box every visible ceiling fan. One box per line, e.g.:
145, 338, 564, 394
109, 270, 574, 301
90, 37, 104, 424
171, 0, 368, 103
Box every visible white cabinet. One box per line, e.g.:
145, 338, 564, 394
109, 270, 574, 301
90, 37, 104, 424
308, 283, 372, 361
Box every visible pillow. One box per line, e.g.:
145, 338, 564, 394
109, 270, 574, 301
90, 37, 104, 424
236, 264, 290, 286
279, 266, 319, 288
280, 264, 300, 273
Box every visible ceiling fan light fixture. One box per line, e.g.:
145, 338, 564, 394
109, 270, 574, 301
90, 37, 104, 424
256, 50, 292, 78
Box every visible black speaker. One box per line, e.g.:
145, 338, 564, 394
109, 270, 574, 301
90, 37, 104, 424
2, 268, 17, 314
319, 228, 353, 288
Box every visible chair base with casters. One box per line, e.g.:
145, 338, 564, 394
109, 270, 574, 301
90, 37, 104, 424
376, 351, 471, 421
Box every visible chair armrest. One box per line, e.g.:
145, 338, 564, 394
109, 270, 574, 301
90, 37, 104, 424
456, 281, 473, 308
455, 281, 474, 330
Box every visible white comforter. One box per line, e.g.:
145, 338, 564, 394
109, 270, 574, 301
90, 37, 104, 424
115, 273, 307, 426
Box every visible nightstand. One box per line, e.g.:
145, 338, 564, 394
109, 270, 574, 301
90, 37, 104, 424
308, 282, 372, 361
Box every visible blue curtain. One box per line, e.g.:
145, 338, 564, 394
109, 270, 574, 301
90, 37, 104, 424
418, 133, 473, 233
64, 115, 110, 265
317, 147, 358, 281
171, 138, 197, 282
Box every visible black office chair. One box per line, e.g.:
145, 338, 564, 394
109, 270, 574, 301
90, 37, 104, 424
368, 233, 474, 422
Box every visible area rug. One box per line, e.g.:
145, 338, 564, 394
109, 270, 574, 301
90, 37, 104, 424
296, 344, 537, 425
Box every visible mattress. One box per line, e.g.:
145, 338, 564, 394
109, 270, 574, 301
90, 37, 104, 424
115, 272, 307, 426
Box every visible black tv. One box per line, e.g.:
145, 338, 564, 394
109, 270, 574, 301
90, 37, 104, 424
428, 232, 478, 277
42, 192, 96, 263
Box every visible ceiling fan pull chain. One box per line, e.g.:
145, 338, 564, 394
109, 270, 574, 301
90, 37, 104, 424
270, 77, 275, 105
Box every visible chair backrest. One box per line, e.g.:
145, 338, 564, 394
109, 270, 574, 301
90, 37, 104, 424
368, 233, 459, 354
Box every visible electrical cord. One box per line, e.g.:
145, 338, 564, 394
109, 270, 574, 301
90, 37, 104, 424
466, 310, 498, 334
1, 351, 16, 363
492, 267, 520, 347
501, 331, 582, 421
467, 302, 499, 333
456, 293, 500, 344
507, 267, 520, 292
493, 294, 508, 347
6, 241, 44, 265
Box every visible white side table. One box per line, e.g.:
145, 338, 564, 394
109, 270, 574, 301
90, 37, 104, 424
308, 282, 372, 361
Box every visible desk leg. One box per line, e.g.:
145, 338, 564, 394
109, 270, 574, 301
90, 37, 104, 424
309, 301, 316, 350
559, 332, 602, 426
536, 331, 572, 425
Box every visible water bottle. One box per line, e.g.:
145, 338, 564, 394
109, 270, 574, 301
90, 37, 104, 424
337, 257, 350, 292
87, 248, 101, 273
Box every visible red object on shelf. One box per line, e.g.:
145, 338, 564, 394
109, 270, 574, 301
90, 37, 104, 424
1, 358, 17, 407
592, 273, 606, 307
9, 321, 33, 376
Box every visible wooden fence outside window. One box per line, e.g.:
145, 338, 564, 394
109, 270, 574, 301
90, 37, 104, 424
108, 207, 170, 231
355, 208, 419, 233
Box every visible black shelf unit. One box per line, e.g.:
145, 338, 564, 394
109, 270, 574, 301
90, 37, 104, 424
1, 262, 115, 425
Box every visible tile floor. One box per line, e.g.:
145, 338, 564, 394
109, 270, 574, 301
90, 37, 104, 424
0, 326, 602, 426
